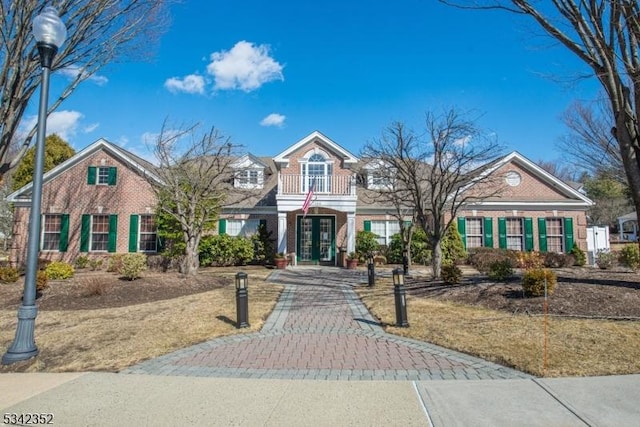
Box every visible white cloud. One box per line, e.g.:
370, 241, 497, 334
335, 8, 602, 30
260, 113, 286, 127
207, 41, 284, 92
58, 66, 108, 86
164, 74, 206, 94
21, 110, 84, 141
84, 123, 99, 133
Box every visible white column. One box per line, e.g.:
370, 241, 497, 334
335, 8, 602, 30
347, 212, 356, 253
278, 212, 287, 253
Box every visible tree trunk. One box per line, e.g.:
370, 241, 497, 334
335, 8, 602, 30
431, 238, 443, 279
181, 238, 200, 275
616, 115, 640, 244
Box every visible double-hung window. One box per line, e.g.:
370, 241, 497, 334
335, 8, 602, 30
545, 218, 564, 253
42, 214, 61, 251
138, 215, 158, 252
91, 215, 110, 251
465, 218, 484, 249
506, 218, 524, 251
368, 220, 402, 246
226, 219, 260, 237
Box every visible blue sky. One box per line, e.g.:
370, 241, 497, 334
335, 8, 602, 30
29, 1, 601, 164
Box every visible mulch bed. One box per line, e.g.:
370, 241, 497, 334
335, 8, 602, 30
405, 267, 640, 319
0, 270, 233, 311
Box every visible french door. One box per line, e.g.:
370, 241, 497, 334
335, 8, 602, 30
297, 216, 335, 263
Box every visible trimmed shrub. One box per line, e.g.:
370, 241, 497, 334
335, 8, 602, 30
543, 252, 575, 268
74, 255, 89, 269
570, 244, 586, 266
596, 250, 616, 270
107, 254, 125, 273
514, 251, 544, 269
442, 222, 466, 265
488, 259, 515, 282
36, 270, 48, 292
467, 248, 512, 273
618, 244, 640, 271
441, 263, 462, 285
45, 261, 74, 280
522, 268, 557, 297
356, 230, 380, 257
199, 234, 254, 267
119, 253, 147, 280
89, 258, 104, 271
387, 228, 431, 265
0, 266, 19, 283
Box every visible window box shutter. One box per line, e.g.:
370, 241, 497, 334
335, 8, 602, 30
129, 215, 139, 253
59, 214, 69, 252
87, 167, 96, 185
108, 167, 117, 185
524, 217, 534, 251
484, 217, 493, 248
218, 218, 226, 235
108, 215, 118, 253
498, 217, 507, 249
564, 217, 574, 252
364, 220, 371, 232
538, 218, 547, 253
80, 214, 90, 252
457, 217, 466, 249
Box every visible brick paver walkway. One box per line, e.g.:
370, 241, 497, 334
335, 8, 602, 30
123, 268, 531, 380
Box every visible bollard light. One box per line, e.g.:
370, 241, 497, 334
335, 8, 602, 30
235, 272, 249, 328
3, 6, 67, 365
402, 248, 409, 276
393, 268, 409, 327
367, 252, 375, 287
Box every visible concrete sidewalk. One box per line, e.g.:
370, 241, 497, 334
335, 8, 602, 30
1, 372, 639, 426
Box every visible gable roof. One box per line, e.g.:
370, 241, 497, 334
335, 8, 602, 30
273, 131, 358, 166
7, 138, 162, 202
462, 151, 594, 207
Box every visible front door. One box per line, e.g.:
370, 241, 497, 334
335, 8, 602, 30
297, 216, 335, 264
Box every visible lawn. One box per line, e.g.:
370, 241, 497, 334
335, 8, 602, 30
1, 264, 639, 377
0, 266, 283, 373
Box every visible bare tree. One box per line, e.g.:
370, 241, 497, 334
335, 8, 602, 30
146, 124, 239, 275
535, 158, 583, 183
361, 110, 504, 279
440, 0, 640, 246
558, 99, 625, 184
0, 0, 172, 178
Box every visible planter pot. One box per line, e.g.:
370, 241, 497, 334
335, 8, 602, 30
346, 259, 358, 269
275, 258, 288, 269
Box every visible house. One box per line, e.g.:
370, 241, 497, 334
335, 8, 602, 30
7, 131, 594, 266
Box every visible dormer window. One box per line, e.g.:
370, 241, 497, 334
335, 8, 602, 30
368, 173, 391, 189
235, 168, 264, 189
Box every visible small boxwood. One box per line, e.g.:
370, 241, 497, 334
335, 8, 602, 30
522, 268, 557, 297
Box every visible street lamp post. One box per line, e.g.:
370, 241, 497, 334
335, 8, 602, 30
2, 6, 66, 365
392, 268, 409, 328
235, 272, 249, 328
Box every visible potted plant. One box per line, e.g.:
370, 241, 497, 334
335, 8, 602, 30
274, 252, 288, 269
346, 252, 359, 269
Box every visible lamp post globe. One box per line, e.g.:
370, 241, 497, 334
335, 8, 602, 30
2, 6, 66, 365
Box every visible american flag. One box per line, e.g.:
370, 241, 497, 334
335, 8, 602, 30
302, 180, 315, 216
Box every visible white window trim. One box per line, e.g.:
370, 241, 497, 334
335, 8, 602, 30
234, 168, 264, 189
90, 214, 110, 252
138, 214, 158, 253
41, 214, 61, 252
97, 166, 110, 185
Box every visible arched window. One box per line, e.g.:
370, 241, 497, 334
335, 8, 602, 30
301, 152, 332, 192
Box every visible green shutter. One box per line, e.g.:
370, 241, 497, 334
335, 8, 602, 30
484, 217, 493, 248
129, 215, 139, 253
498, 217, 507, 249
218, 218, 227, 235
59, 214, 69, 252
80, 214, 90, 252
538, 218, 547, 253
364, 220, 371, 232
457, 217, 466, 249
564, 217, 574, 253
259, 219, 267, 228
524, 217, 534, 251
108, 167, 117, 185
87, 167, 96, 185
108, 215, 118, 253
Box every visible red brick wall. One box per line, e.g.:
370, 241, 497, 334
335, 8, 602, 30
11, 148, 157, 265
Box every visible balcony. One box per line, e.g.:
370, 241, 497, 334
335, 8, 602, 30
278, 174, 356, 196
